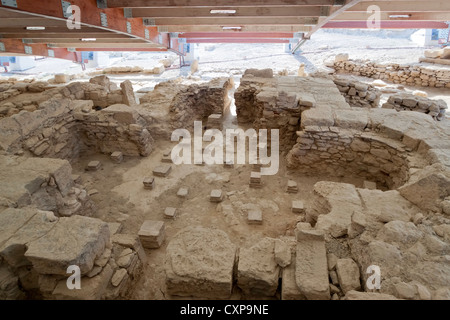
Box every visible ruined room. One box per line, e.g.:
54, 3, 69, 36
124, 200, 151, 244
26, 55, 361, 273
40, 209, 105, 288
0, 0, 449, 302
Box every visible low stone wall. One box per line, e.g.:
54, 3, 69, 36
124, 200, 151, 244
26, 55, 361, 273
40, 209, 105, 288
287, 96, 450, 191
331, 58, 450, 88
170, 77, 233, 129
382, 93, 447, 120
75, 104, 153, 157
0, 98, 85, 160
333, 77, 381, 108
60, 78, 132, 109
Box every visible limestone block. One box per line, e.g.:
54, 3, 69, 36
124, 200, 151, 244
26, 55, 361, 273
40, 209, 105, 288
102, 104, 139, 124
143, 177, 155, 190
24, 216, 110, 275
335, 54, 349, 62
177, 188, 189, 198
138, 220, 165, 249
54, 74, 70, 84
153, 165, 172, 177
238, 238, 279, 297
424, 49, 443, 59
210, 189, 223, 203
164, 207, 177, 219
120, 80, 137, 106
244, 68, 273, 78
165, 227, 237, 298
281, 256, 305, 300
291, 200, 305, 214
52, 264, 113, 300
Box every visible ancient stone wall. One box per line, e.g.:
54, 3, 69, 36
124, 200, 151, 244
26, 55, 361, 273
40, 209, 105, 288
170, 77, 232, 128
0, 79, 153, 160
75, 104, 153, 157
382, 93, 447, 120
235, 74, 348, 150
289, 124, 410, 189
286, 99, 450, 191
0, 97, 85, 160
333, 77, 381, 108
331, 59, 450, 88
0, 155, 95, 217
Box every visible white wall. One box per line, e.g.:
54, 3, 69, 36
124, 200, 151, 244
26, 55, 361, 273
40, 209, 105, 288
10, 56, 36, 71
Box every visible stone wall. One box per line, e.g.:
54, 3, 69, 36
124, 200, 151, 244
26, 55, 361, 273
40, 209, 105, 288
0, 80, 55, 118
331, 58, 450, 88
60, 79, 127, 109
287, 98, 450, 190
140, 77, 233, 135
0, 89, 153, 160
75, 104, 153, 157
382, 93, 447, 121
235, 72, 349, 150
333, 77, 381, 108
289, 123, 410, 189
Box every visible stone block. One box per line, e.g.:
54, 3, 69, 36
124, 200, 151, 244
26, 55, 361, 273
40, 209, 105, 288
292, 200, 305, 214
210, 189, 223, 203
238, 238, 279, 297
120, 80, 136, 106
177, 188, 189, 198
247, 209, 263, 225
24, 216, 110, 275
295, 231, 330, 300
287, 180, 298, 193
336, 258, 361, 294
249, 171, 262, 188
153, 165, 172, 177
54, 74, 70, 84
138, 220, 165, 249
165, 227, 237, 299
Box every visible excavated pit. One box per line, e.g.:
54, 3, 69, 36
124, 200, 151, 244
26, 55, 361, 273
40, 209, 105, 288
0, 68, 449, 300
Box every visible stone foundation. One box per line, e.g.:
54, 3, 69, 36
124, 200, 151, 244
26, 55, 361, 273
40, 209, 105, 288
333, 77, 381, 108
382, 93, 447, 120
331, 58, 450, 88
235, 74, 348, 150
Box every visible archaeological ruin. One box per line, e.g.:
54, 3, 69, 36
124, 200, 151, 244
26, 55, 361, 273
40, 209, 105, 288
0, 0, 449, 304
